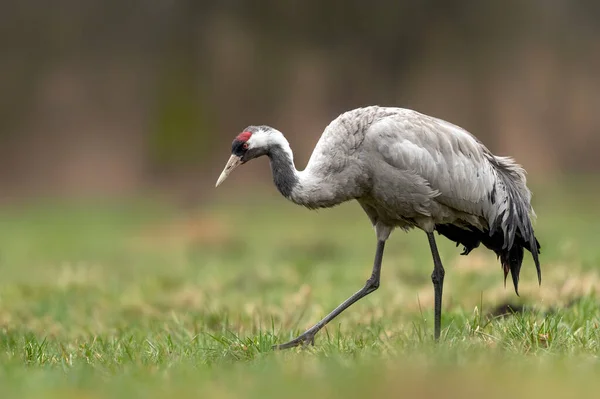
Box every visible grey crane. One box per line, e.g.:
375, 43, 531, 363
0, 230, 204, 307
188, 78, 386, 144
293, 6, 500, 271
215, 106, 541, 350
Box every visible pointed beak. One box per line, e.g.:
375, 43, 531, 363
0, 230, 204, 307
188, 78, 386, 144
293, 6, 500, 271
215, 154, 243, 187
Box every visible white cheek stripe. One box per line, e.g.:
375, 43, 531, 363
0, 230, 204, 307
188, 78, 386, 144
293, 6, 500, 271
247, 129, 293, 158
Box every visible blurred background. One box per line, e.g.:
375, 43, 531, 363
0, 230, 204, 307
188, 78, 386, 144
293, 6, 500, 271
1, 5, 600, 389
1, 0, 599, 202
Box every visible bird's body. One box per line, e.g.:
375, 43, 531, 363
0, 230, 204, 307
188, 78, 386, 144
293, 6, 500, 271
216, 105, 541, 349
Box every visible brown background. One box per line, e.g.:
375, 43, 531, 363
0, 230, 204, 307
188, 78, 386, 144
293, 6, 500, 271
2, 1, 599, 201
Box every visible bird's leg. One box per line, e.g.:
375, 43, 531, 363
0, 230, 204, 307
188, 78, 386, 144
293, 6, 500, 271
273, 240, 386, 350
427, 232, 445, 341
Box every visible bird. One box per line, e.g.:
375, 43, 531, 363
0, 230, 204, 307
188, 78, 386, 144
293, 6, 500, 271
215, 106, 541, 350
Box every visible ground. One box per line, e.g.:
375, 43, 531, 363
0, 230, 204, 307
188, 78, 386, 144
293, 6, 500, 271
0, 180, 599, 398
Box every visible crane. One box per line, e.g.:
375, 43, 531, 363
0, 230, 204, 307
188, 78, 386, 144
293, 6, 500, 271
215, 106, 541, 350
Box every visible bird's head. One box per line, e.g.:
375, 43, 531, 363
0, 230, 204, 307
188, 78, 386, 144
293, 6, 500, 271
215, 126, 279, 187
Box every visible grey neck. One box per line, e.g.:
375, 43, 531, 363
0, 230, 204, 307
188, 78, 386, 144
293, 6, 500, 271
269, 145, 299, 199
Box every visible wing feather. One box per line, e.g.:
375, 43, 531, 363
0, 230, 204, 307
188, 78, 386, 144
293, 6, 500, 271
370, 109, 496, 219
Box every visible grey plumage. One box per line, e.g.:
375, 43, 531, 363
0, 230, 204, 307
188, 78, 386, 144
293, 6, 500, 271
216, 105, 541, 348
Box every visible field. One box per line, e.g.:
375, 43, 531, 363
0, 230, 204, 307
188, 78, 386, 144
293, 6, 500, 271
0, 180, 599, 398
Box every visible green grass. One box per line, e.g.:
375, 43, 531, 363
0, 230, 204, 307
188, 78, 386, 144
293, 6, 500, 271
0, 180, 599, 398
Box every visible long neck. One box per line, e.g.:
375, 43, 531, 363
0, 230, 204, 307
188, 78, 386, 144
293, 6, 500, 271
267, 134, 353, 209
268, 143, 300, 199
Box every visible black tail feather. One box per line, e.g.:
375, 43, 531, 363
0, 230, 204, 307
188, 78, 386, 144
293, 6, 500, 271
436, 224, 541, 295
498, 241, 524, 296
485, 154, 542, 292
530, 236, 542, 285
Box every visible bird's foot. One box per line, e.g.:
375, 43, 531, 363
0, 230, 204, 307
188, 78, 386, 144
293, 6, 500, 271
272, 331, 316, 350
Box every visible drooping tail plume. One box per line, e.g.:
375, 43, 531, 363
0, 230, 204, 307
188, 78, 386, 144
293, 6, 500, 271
435, 154, 541, 295
485, 155, 541, 295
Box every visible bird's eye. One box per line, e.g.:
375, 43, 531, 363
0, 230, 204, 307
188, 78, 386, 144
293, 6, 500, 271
243, 143, 249, 150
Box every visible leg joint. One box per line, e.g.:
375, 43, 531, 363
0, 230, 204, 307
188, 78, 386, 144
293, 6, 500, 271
364, 276, 380, 292
431, 268, 445, 284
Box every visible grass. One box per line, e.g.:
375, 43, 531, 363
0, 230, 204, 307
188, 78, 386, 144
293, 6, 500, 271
0, 180, 599, 398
